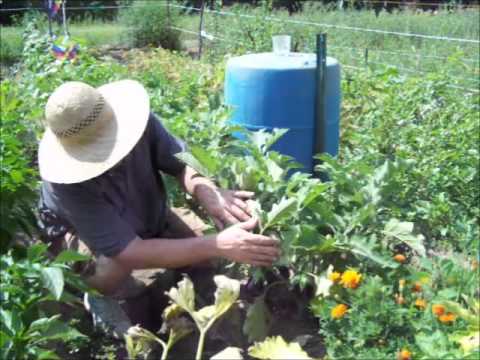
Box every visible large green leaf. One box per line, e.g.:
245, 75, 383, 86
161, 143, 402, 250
349, 236, 399, 269
40, 267, 64, 300
382, 219, 426, 256
243, 295, 271, 343
263, 198, 297, 233
248, 336, 312, 360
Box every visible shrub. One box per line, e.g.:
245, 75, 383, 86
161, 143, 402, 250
118, 0, 181, 50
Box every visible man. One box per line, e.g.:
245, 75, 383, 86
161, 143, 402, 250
38, 80, 280, 333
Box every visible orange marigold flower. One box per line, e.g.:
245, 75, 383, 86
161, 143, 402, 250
395, 294, 406, 305
397, 349, 412, 360
415, 298, 427, 310
329, 271, 341, 283
439, 312, 457, 324
394, 254, 407, 263
432, 304, 445, 316
331, 304, 348, 319
412, 282, 422, 292
340, 270, 362, 289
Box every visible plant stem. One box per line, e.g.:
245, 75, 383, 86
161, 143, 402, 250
195, 329, 207, 360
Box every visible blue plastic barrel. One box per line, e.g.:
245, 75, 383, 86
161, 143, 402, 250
224, 52, 341, 172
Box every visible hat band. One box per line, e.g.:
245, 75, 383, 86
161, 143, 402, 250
53, 95, 105, 138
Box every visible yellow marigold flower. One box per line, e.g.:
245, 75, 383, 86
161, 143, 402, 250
438, 312, 457, 324
415, 298, 427, 310
412, 282, 422, 292
394, 254, 407, 263
331, 304, 348, 319
340, 270, 362, 289
329, 271, 341, 283
397, 349, 412, 360
432, 304, 445, 316
399, 279, 406, 289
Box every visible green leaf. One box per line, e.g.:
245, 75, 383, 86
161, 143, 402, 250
243, 295, 271, 343
175, 152, 213, 178
0, 309, 23, 335
54, 250, 91, 264
40, 267, 65, 300
349, 236, 399, 269
383, 219, 426, 256
211, 347, 244, 360
248, 336, 312, 360
27, 243, 48, 261
263, 198, 297, 232
191, 146, 221, 175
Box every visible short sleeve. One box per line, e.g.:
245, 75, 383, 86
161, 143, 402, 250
51, 183, 137, 257
148, 113, 186, 176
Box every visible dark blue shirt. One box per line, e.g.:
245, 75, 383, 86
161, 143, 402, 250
41, 113, 186, 257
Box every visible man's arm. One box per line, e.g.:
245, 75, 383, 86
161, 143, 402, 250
113, 217, 280, 270
176, 166, 253, 229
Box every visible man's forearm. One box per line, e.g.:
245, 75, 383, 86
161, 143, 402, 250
177, 165, 216, 196
114, 235, 218, 270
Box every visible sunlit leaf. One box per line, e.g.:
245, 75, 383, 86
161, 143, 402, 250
383, 219, 426, 256
248, 336, 312, 360
211, 347, 244, 360
40, 267, 64, 300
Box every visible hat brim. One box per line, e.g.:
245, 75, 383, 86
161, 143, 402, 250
39, 80, 150, 184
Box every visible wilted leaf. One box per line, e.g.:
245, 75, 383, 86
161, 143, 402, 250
211, 347, 244, 360
41, 267, 64, 300
248, 336, 312, 360
383, 219, 426, 256
168, 317, 194, 345
192, 276, 240, 330
213, 275, 240, 319
167, 276, 196, 314
243, 295, 271, 343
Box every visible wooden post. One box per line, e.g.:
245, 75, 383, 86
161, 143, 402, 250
62, 0, 69, 37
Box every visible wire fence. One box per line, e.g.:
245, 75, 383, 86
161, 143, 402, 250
163, 2, 479, 93
1, 1, 479, 92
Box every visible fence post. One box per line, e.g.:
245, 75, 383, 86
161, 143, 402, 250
62, 0, 69, 37
364, 47, 369, 67
198, 0, 206, 59
314, 33, 327, 172
166, 0, 171, 28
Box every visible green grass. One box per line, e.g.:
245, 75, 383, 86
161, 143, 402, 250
0, 20, 126, 65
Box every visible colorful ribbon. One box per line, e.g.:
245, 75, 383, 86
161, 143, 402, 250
51, 43, 79, 60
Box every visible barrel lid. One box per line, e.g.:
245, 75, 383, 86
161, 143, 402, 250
226, 52, 338, 70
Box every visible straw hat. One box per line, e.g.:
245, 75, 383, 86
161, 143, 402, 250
38, 80, 150, 184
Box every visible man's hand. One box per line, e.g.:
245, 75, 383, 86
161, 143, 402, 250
214, 217, 280, 267
194, 183, 254, 230
177, 166, 254, 229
